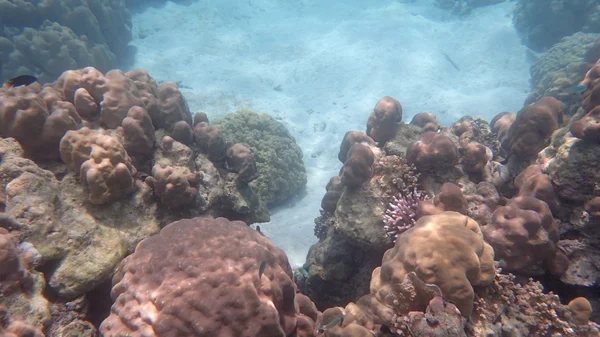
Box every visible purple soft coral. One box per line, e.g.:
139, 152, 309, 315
384, 189, 428, 242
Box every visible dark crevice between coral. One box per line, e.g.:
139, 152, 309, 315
539, 274, 600, 323
85, 278, 114, 328
36, 258, 66, 302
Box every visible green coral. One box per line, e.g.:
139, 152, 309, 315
213, 110, 307, 207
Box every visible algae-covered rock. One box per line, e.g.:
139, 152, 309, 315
0, 137, 160, 299
539, 128, 600, 202
213, 110, 307, 207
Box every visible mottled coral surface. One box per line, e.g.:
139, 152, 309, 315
100, 217, 314, 337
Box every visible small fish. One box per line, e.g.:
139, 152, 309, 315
441, 52, 460, 72
297, 267, 309, 278
566, 83, 589, 94
258, 260, 267, 279
3, 75, 37, 88
318, 315, 343, 333
380, 324, 393, 333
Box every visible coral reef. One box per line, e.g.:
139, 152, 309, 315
0, 66, 269, 312
469, 271, 600, 336
513, 0, 600, 52
526, 33, 600, 114
0, 0, 132, 83
213, 110, 307, 207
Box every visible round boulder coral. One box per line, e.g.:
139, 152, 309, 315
99, 217, 316, 337
213, 110, 307, 207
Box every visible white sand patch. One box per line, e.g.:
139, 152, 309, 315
130, 0, 530, 267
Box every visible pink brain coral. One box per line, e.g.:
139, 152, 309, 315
100, 217, 317, 337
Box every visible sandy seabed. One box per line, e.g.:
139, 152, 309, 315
130, 0, 530, 267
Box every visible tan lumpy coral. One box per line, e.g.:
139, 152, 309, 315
338, 131, 375, 163
50, 67, 191, 131
225, 143, 258, 184
571, 105, 600, 142
366, 96, 402, 142
483, 196, 562, 276
406, 131, 459, 172
59, 127, 137, 204
502, 96, 564, 159
0, 83, 82, 159
568, 297, 593, 325
118, 106, 156, 157
490, 111, 515, 145
340, 143, 375, 188
410, 112, 440, 132
372, 212, 495, 316
100, 217, 315, 337
145, 164, 200, 209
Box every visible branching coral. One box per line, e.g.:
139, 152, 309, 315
383, 189, 429, 242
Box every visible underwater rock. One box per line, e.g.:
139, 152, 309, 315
303, 226, 380, 310
0, 137, 160, 299
539, 129, 600, 202
0, 228, 49, 332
